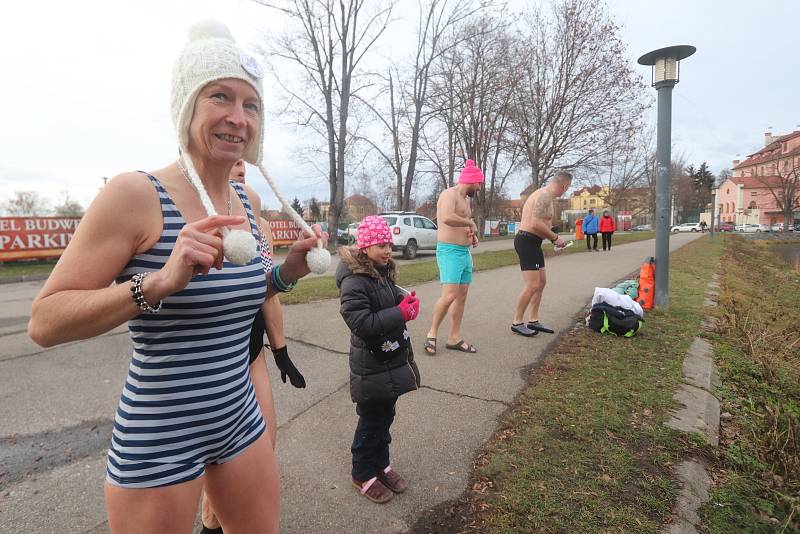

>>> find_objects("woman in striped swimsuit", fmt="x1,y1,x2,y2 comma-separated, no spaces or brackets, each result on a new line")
27,21,324,533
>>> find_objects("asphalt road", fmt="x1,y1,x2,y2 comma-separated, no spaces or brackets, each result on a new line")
0,232,703,533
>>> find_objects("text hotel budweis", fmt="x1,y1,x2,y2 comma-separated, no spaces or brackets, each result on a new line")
0,217,82,261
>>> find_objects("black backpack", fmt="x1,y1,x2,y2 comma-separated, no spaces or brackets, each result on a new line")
588,302,643,337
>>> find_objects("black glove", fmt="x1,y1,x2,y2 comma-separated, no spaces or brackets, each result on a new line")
272,345,306,388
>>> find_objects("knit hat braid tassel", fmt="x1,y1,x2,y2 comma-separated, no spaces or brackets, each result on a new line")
180,155,258,266
257,163,331,274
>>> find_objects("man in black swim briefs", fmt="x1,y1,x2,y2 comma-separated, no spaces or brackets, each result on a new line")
511,171,572,337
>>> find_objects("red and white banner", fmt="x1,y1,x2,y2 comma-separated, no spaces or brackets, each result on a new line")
267,219,304,247
1,217,82,261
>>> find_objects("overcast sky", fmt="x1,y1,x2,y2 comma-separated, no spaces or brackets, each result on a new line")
1,0,798,212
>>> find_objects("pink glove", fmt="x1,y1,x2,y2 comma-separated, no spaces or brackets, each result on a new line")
397,291,420,322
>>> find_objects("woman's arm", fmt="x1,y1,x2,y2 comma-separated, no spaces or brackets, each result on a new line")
259,223,287,349
29,172,239,347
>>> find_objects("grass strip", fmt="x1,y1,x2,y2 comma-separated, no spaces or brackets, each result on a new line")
700,237,799,533
0,261,58,279
412,235,722,533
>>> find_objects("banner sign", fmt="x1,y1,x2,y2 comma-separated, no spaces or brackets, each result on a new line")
267,219,304,247
1,217,82,262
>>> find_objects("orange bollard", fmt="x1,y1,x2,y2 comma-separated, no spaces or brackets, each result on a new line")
638,257,655,310
576,219,584,240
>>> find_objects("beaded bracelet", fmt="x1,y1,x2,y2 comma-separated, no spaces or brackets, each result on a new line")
130,272,162,314
270,264,297,293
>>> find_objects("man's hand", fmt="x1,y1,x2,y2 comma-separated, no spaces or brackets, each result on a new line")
554,237,567,248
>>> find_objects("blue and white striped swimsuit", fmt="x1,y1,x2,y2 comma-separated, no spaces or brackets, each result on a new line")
107,173,266,488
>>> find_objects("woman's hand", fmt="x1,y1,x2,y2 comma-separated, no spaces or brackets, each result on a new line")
279,224,329,283
149,215,246,298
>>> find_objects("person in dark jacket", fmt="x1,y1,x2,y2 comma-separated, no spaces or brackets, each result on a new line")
336,215,422,504
583,209,599,251
599,210,616,251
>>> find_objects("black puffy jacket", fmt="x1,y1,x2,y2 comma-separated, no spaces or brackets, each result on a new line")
335,247,421,403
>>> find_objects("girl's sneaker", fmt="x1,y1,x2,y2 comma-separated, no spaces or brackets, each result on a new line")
376,465,408,493
352,476,394,503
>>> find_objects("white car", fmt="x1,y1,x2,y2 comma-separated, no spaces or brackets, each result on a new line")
670,222,702,233
735,223,761,233
380,212,438,259
770,223,784,232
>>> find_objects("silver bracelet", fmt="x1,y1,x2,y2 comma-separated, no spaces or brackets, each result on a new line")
130,273,162,314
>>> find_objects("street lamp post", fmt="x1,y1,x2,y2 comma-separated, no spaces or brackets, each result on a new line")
638,45,696,308
710,187,717,238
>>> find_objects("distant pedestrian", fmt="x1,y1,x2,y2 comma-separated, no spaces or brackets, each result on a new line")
583,209,599,251
336,215,421,504
700,220,708,233
600,210,616,251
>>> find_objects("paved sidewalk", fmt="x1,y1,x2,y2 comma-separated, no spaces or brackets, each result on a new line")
0,233,701,533
274,232,703,533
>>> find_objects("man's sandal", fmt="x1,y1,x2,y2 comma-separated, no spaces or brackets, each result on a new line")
423,337,437,356
445,340,477,353
352,476,394,504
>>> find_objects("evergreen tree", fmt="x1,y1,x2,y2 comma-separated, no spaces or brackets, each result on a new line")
290,197,304,218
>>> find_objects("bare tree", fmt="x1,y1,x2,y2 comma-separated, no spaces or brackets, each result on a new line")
255,0,394,243
717,167,732,185
447,17,524,227
512,0,649,189
53,191,84,217
756,157,800,231
357,0,484,211
587,118,650,216
4,191,50,216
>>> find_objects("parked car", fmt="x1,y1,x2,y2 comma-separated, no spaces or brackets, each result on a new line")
770,223,785,232
380,212,438,259
717,222,735,232
336,223,359,245
670,222,702,233
631,224,652,232
735,223,761,233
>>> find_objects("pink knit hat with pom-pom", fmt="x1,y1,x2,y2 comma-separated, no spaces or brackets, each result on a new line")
458,159,485,184
357,215,393,249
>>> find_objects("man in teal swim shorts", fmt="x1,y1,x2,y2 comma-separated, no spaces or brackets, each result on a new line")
424,159,484,355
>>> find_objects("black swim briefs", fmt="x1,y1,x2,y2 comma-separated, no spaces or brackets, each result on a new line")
514,230,545,271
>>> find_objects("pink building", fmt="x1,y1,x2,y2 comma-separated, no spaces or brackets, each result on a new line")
718,131,800,225
716,176,785,225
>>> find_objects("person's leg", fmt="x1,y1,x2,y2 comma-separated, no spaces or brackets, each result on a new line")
105,476,204,534
608,232,613,250
446,284,469,345
201,352,277,531
203,434,280,534
601,232,607,250
352,402,386,482
513,270,540,324
374,398,397,473
427,284,459,340
526,268,547,322
586,233,592,250
592,234,598,250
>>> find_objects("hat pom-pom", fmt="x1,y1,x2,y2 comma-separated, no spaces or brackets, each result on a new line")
465,159,475,167
223,229,258,265
189,19,235,42
306,246,331,274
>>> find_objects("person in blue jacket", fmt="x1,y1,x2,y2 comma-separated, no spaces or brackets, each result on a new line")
583,209,599,251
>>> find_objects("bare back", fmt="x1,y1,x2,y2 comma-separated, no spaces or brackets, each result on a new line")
520,187,554,238
436,186,472,246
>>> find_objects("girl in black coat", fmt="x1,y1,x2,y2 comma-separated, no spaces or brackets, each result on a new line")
335,215,421,503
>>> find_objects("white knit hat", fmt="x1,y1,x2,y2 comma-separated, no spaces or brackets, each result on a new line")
171,20,264,165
